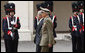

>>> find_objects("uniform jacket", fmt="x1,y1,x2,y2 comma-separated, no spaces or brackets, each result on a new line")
2,16,21,40
78,12,84,34
34,16,38,30
34,18,44,45
50,15,57,37
34,15,57,38
40,17,55,46
69,15,81,37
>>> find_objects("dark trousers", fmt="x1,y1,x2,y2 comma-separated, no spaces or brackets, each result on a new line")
80,32,84,52
4,39,18,52
72,35,82,52
36,45,41,52
49,45,53,52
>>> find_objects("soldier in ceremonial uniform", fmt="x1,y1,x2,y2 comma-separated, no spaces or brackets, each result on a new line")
2,3,21,52
34,3,42,30
77,1,84,52
69,2,82,52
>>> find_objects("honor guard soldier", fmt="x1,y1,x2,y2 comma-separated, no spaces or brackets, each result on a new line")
34,3,41,30
77,1,84,52
69,2,82,52
2,3,21,52
34,2,49,30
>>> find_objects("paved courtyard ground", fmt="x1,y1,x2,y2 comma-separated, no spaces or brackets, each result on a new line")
1,40,72,52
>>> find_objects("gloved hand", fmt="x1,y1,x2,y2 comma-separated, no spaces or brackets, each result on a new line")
72,26,77,31
7,30,13,38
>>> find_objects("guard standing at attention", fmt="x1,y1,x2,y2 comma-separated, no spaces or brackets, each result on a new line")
69,2,82,52
77,1,84,52
2,3,21,52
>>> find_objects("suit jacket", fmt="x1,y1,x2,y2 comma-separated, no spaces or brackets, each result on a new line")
40,17,55,46
34,18,44,45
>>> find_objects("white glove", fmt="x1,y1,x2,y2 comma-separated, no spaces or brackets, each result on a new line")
74,25,77,31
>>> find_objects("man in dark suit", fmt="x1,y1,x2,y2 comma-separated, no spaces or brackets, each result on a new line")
34,4,44,52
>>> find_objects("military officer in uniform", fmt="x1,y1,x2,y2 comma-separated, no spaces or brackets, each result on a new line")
40,8,55,52
40,1,57,52
44,1,57,38
77,1,84,52
2,3,21,52
69,2,82,52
